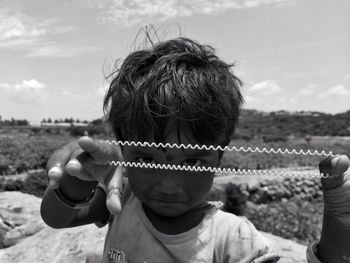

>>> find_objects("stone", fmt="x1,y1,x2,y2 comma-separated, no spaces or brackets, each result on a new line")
0,191,45,248
246,178,260,192
3,229,21,247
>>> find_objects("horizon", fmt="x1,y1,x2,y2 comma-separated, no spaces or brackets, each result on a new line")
1,108,349,126
1,0,349,124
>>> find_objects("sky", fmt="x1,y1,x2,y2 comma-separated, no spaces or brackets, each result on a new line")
0,0,349,125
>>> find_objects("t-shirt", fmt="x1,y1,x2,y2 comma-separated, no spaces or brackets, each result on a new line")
100,191,280,263
86,185,323,263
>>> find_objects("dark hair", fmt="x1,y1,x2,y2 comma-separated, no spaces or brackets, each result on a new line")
103,37,243,146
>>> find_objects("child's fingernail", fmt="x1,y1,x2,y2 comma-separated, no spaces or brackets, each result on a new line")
67,159,81,170
48,166,62,178
106,190,122,215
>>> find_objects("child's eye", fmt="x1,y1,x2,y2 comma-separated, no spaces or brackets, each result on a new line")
182,159,202,167
137,157,156,164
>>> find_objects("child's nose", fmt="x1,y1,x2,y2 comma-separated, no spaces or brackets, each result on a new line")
155,173,183,195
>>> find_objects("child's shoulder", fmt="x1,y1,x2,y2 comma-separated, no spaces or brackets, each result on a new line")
210,208,277,262
209,202,268,246
206,201,246,227
212,208,265,241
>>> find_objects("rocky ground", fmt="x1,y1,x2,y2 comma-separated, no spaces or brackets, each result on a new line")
0,191,309,263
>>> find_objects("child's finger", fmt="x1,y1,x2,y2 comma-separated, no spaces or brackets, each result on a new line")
47,142,77,189
319,155,349,176
105,165,124,215
78,136,118,165
65,152,96,181
47,166,62,188
320,155,350,190
46,141,77,171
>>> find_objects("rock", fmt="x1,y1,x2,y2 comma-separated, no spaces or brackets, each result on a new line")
262,232,307,263
246,178,260,192
0,191,45,248
0,222,107,263
0,218,10,232
3,229,21,247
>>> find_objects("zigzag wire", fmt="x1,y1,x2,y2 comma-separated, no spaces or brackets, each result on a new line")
105,140,335,178
105,140,334,156
108,161,331,178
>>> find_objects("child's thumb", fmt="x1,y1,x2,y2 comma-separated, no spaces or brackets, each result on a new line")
320,155,350,190
78,136,116,164
105,166,124,215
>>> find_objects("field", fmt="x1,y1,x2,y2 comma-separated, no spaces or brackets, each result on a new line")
0,126,350,245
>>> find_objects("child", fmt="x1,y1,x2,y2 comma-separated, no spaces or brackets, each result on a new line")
41,37,350,263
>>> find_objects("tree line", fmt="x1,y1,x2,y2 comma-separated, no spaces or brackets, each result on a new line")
234,110,350,141
1,110,349,139
0,116,29,126
41,118,89,124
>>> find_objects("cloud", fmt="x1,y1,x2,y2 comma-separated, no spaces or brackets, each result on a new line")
0,8,73,47
96,84,109,96
0,9,45,42
299,89,313,96
93,0,297,27
243,80,283,110
318,85,350,98
0,81,107,123
25,44,101,58
0,79,47,104
299,84,316,96
59,85,108,101
0,79,46,91
0,8,98,58
247,80,282,96
14,79,46,90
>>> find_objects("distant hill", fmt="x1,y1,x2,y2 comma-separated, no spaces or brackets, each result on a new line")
235,109,350,141
2,110,349,141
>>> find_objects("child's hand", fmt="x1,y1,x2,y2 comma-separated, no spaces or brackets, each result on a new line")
318,154,350,262
320,155,350,219
46,136,124,215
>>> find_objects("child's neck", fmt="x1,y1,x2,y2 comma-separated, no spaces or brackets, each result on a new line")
142,202,210,235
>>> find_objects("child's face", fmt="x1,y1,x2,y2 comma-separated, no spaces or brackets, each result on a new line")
122,127,221,217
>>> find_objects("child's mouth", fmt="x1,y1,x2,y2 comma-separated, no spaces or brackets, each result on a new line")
151,198,185,204
149,193,186,203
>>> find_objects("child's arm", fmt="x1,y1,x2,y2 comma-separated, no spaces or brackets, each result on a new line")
41,172,110,228
315,155,350,263
41,136,124,228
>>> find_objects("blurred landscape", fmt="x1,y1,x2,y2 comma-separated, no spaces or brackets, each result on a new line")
0,109,349,261
1,109,349,175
